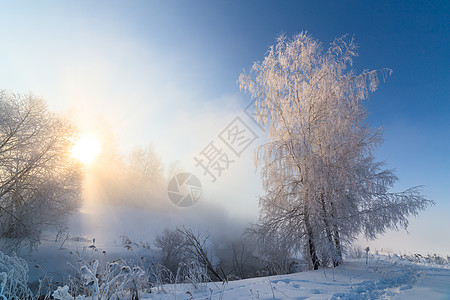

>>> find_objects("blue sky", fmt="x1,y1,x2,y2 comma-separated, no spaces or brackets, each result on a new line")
0,1,449,253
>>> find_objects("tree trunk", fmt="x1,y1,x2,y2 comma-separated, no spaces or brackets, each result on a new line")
320,192,339,267
330,201,343,267
333,229,343,267
304,212,320,270
308,235,320,270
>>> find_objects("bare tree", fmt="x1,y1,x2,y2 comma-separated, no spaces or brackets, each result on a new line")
0,91,82,251
128,144,164,183
177,226,224,281
89,131,170,210
229,241,254,279
154,228,186,272
240,33,433,270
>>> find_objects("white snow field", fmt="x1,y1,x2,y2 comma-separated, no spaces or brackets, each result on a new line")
144,257,450,300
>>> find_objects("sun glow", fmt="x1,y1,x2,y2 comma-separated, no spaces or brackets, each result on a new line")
71,134,101,165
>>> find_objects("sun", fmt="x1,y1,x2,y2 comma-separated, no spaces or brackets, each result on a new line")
71,134,101,165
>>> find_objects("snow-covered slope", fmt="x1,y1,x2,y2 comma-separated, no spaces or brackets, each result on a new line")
144,257,450,299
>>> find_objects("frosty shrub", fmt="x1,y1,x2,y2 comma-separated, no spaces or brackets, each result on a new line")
58,259,146,299
177,226,224,281
52,285,84,300
176,260,210,291
400,253,449,267
149,263,175,293
150,259,211,294
0,251,33,299
251,232,292,275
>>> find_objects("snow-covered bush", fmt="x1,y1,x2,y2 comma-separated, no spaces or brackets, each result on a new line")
52,285,85,300
57,258,146,299
0,251,33,299
149,263,175,293
399,253,449,267
177,260,210,291
177,226,224,281
150,259,211,294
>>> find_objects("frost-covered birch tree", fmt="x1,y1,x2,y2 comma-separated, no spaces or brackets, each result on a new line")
240,33,433,270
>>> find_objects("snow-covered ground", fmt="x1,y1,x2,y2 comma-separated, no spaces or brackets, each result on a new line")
15,234,450,299
14,205,449,300
143,256,450,299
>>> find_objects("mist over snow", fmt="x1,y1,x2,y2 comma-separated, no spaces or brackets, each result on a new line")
68,193,253,250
